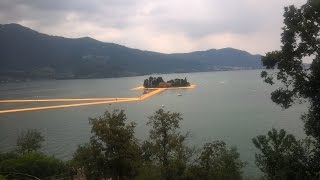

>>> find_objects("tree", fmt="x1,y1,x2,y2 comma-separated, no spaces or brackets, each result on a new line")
16,129,44,154
252,129,313,179
156,77,164,85
0,152,67,179
144,79,149,88
73,109,141,179
73,143,102,179
261,0,320,139
143,108,191,180
0,131,67,179
189,141,245,180
148,76,154,87
260,0,320,177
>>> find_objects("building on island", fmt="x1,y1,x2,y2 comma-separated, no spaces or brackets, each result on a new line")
158,82,172,88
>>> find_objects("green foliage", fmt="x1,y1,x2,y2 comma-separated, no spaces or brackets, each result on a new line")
143,76,190,88
16,129,44,154
261,0,320,140
143,108,192,180
0,152,67,179
189,141,245,180
73,143,101,179
259,0,320,177
73,109,141,179
252,129,314,179
167,78,190,87
0,24,261,81
144,76,165,88
72,109,245,179
0,152,18,162
0,130,67,179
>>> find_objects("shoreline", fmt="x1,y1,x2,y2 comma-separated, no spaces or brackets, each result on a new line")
0,69,263,83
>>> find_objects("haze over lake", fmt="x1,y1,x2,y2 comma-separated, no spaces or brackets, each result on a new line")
0,70,306,177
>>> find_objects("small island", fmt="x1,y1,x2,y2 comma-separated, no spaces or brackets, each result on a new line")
143,76,190,88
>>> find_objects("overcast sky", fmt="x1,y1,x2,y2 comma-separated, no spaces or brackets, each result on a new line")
0,0,307,55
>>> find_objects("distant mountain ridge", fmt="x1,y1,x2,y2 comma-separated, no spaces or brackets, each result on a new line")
0,23,262,81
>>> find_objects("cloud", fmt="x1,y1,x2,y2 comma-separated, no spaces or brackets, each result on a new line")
0,0,308,54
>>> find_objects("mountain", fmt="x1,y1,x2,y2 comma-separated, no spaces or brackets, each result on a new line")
0,23,262,81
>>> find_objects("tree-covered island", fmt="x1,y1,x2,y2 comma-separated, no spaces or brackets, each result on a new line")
143,76,190,88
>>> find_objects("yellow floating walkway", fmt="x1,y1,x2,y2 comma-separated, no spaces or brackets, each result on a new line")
0,85,195,114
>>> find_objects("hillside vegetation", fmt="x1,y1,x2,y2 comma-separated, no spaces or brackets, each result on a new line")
0,24,261,81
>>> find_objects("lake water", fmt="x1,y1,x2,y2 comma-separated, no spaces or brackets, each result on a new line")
0,70,307,178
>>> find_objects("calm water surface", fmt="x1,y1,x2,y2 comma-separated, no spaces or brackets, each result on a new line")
0,70,307,178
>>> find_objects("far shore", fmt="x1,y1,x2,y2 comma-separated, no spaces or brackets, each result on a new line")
0,68,263,83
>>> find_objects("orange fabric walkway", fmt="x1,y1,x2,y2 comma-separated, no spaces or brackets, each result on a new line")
0,85,195,114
